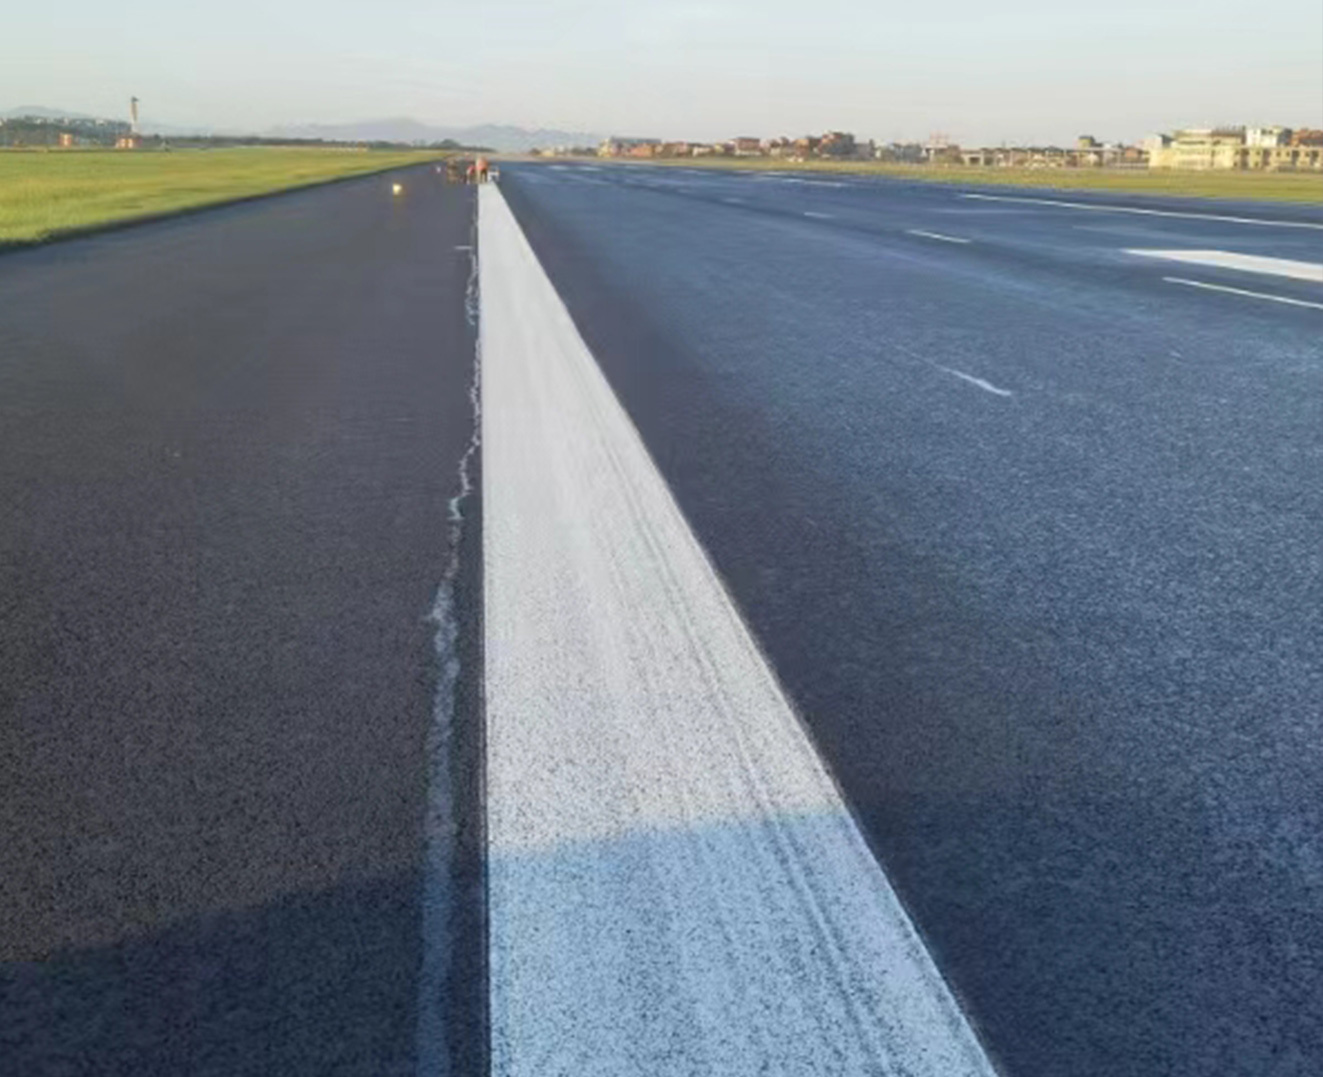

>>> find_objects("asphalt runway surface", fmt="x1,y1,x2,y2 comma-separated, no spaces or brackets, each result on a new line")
1,168,483,1075
500,164,1323,1077
4,159,1321,1077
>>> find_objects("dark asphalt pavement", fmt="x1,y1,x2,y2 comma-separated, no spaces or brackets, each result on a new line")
1,168,482,1075
501,164,1323,1077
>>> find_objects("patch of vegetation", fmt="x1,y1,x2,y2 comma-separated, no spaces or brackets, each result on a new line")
625,156,1323,204
0,147,447,244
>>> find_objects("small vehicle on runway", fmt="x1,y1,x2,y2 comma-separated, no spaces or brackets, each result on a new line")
443,156,499,184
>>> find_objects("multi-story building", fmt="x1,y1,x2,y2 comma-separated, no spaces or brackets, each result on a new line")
1245,126,1289,147
1147,128,1245,169
818,131,856,158
1147,126,1321,170
598,137,662,158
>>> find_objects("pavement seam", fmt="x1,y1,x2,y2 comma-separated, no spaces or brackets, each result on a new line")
417,195,488,1077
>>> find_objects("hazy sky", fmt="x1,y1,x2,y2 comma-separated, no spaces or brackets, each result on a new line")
5,1,1320,143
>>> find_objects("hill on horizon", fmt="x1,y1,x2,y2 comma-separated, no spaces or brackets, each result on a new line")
3,106,103,121
265,118,601,152
3,107,598,151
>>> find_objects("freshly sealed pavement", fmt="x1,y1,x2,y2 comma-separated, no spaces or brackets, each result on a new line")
0,168,483,1076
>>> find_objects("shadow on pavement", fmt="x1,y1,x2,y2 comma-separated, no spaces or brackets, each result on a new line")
2,867,485,1077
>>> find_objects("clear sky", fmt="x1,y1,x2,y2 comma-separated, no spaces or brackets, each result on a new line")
4,1,1320,144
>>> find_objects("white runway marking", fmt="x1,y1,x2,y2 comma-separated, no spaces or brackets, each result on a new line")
1162,276,1323,310
804,210,835,219
479,185,997,1077
722,196,745,204
757,175,850,188
1127,249,1323,282
933,365,1014,395
907,229,972,244
962,192,1323,230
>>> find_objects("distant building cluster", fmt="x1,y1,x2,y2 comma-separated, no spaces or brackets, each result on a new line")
1145,127,1323,170
0,113,133,149
590,133,882,162
528,126,1323,172
0,109,477,153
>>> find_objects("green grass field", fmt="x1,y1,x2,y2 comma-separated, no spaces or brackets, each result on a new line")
599,156,1323,204
0,147,446,244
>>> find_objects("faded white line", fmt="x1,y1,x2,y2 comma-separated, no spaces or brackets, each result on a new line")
804,210,835,219
479,184,997,1077
907,229,972,244
1162,276,1323,310
933,365,1014,396
756,174,849,188
1127,249,1323,282
722,196,745,204
962,192,1323,230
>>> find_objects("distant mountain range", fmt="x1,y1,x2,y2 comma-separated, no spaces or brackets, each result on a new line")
2,106,102,121
3,107,599,151
264,118,600,152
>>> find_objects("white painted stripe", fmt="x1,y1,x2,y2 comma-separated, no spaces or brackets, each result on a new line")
907,229,972,244
722,196,745,204
755,175,850,188
1162,276,1323,310
1126,249,1323,282
933,365,1014,395
962,192,1323,230
804,210,835,219
479,184,996,1077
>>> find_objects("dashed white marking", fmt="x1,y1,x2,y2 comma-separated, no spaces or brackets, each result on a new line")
722,197,745,205
907,229,972,244
1162,277,1323,310
1127,249,1323,282
755,175,849,188
479,184,997,1077
933,365,1014,395
962,192,1323,230
804,210,835,219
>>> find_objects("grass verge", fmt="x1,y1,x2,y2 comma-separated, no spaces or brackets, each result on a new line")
550,155,1323,204
0,147,447,244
